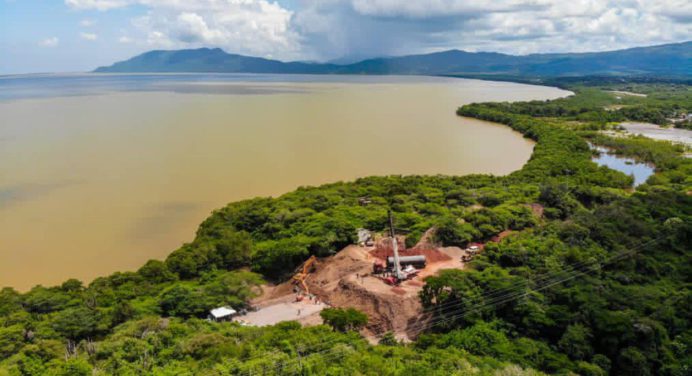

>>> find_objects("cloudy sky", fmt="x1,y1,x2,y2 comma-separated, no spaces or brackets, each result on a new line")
1,0,690,74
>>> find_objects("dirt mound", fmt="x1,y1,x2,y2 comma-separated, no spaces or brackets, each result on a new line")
308,246,373,296
391,287,406,295
413,247,452,263
322,278,423,335
369,242,451,263
297,245,431,336
249,242,464,340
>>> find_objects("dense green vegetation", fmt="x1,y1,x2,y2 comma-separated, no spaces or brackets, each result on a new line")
320,308,369,333
1,79,690,375
458,83,691,128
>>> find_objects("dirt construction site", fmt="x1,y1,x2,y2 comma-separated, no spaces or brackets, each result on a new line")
234,232,469,342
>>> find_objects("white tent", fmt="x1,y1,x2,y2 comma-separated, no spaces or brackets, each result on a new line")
209,306,237,321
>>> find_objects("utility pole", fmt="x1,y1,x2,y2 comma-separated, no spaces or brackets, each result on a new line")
388,210,404,280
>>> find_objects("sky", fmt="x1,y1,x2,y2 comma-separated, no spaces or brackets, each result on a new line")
1,0,690,74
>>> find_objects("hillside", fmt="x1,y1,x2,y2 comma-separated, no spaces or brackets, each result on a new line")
94,48,339,74
1,79,690,375
95,41,692,77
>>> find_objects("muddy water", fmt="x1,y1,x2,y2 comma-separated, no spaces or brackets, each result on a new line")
0,74,569,289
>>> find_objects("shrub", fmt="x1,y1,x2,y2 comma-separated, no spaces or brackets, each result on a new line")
320,308,368,332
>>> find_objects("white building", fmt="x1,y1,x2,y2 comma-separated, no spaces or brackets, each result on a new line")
208,306,237,322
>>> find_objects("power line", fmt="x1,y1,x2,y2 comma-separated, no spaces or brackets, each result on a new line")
239,235,664,375
240,235,661,374
237,193,603,368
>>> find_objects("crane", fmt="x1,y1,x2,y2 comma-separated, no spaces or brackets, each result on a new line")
375,211,424,285
388,210,405,281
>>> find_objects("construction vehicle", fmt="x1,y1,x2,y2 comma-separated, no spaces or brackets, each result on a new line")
374,211,425,285
461,243,483,262
292,255,317,298
466,245,481,254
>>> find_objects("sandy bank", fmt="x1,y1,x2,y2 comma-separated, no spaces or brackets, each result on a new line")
620,122,692,147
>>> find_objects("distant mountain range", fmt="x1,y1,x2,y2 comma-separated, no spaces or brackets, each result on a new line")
95,41,691,77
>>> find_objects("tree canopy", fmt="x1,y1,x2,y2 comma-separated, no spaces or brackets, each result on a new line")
1,78,689,375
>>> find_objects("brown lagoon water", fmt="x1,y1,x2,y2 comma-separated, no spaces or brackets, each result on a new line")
0,74,569,289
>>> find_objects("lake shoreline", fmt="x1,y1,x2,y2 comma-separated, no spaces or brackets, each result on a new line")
0,75,570,290
619,122,692,147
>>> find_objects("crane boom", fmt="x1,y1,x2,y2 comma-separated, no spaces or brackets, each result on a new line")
388,210,404,280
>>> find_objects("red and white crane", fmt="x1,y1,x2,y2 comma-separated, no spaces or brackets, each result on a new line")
373,211,425,285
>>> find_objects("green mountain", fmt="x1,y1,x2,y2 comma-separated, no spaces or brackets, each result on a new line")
94,47,338,74
95,41,692,77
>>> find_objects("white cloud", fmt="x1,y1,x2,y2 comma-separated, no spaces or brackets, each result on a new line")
64,0,692,60
38,37,60,47
145,30,173,47
350,0,541,19
130,1,299,58
80,32,98,40
295,0,691,59
456,1,691,54
118,36,133,43
174,12,223,43
66,0,130,11
67,0,301,59
80,19,96,27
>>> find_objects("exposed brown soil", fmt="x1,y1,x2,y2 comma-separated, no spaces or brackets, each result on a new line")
254,282,295,303
490,230,515,243
369,240,451,263
248,240,466,341
247,226,528,335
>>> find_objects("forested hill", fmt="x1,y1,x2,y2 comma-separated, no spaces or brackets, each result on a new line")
1,79,689,375
95,41,692,77
95,48,340,74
